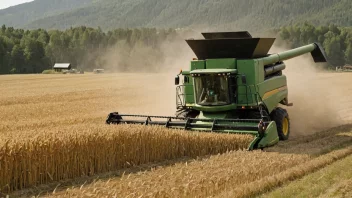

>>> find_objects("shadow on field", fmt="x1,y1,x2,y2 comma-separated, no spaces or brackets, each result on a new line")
264,124,352,156
9,155,211,197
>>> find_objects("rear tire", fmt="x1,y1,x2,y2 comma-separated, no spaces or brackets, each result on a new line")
270,107,290,141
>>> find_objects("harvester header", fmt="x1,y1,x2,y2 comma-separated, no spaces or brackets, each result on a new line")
106,31,328,150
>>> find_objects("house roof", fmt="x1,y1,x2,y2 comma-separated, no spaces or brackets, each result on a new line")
53,63,71,69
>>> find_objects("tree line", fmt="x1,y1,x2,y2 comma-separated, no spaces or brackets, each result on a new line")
279,23,352,67
0,23,351,74
0,25,179,74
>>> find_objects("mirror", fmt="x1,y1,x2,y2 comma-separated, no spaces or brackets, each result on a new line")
175,76,180,85
241,75,247,84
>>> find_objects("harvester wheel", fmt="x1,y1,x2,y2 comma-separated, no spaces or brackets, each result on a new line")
270,107,290,141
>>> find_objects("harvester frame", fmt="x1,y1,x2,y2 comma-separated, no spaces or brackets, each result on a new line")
106,31,327,150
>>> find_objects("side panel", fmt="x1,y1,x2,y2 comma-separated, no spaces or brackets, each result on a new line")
191,60,206,70
236,60,259,106
257,75,288,113
206,58,236,69
236,59,288,111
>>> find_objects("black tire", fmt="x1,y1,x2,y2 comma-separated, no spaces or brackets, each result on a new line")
270,107,290,141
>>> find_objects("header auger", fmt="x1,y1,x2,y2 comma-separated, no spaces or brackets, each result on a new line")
106,31,328,150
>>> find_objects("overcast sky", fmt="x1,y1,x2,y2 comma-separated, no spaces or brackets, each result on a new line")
0,0,33,10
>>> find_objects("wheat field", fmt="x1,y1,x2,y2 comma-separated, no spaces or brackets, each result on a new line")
46,125,352,198
1,73,352,197
0,74,254,193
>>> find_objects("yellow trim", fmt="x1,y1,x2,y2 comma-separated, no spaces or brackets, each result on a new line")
262,86,287,100
283,117,289,136
268,137,280,145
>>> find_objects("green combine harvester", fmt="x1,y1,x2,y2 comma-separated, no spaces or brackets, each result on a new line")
106,31,327,150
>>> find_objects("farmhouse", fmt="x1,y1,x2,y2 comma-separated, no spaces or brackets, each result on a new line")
53,63,71,72
343,65,352,70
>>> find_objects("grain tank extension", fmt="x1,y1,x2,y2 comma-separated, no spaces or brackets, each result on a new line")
106,31,327,150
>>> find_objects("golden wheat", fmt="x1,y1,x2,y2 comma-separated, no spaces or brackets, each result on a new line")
216,147,352,198
46,150,309,198
0,124,252,193
45,129,352,198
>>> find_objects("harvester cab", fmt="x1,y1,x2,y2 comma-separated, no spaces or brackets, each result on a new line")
106,31,328,150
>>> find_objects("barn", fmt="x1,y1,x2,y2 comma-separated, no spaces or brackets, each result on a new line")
343,65,352,71
53,63,71,72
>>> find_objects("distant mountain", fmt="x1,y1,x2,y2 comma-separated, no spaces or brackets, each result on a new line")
0,0,93,27
1,0,351,30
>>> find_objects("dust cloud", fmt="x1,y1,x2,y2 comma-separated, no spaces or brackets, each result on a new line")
97,31,199,73
97,31,200,117
270,45,346,137
131,31,199,116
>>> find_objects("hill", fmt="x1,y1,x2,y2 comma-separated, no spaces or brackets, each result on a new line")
0,0,93,27
0,0,351,30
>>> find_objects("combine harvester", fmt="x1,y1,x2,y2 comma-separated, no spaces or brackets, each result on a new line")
106,31,327,150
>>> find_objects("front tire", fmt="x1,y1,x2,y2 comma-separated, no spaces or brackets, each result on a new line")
270,107,290,140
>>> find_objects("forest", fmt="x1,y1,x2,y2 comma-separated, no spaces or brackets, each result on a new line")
0,25,180,74
1,0,351,31
0,23,351,74
279,23,352,67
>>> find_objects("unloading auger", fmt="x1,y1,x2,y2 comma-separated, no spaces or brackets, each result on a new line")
106,31,328,150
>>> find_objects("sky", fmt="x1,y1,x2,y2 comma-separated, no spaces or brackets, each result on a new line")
0,0,33,10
